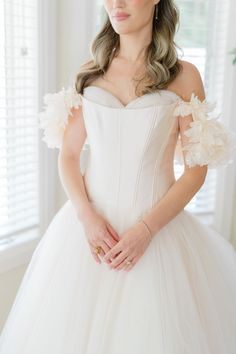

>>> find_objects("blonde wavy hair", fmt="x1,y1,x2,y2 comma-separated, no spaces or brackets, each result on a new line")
75,0,183,96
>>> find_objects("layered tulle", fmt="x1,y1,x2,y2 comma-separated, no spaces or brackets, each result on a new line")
0,200,236,354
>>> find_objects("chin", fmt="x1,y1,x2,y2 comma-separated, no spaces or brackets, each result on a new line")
112,27,133,35
111,22,135,35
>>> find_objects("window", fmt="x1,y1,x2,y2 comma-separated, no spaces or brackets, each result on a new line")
173,0,217,224
95,0,231,226
174,0,230,225
0,0,39,244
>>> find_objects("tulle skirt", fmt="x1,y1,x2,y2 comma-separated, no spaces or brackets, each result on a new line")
0,199,236,354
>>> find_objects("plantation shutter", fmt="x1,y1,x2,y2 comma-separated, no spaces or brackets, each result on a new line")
173,0,230,225
0,0,39,242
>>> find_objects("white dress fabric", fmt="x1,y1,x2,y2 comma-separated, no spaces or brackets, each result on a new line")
1,86,236,354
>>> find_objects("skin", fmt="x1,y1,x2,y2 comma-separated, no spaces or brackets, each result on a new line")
58,0,208,272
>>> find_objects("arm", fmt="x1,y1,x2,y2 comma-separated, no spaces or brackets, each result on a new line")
39,87,93,221
39,86,120,264
141,167,207,236
57,106,95,223
58,103,121,262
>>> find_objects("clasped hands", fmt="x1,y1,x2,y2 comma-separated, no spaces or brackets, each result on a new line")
81,209,153,272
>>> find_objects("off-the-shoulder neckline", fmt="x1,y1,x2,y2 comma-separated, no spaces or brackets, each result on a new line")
80,85,182,110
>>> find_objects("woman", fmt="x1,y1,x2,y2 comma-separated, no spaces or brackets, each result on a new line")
1,1,236,353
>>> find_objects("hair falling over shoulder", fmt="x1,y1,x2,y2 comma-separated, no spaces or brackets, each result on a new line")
75,0,183,97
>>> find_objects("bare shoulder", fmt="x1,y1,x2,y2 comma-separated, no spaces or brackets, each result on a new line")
171,59,206,101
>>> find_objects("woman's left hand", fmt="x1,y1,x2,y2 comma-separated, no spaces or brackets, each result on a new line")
103,221,153,271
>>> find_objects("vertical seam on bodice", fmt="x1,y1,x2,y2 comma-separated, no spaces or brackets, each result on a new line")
131,107,158,208
116,110,121,209
151,109,177,206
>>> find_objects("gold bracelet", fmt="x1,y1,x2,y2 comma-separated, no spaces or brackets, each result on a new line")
140,219,152,241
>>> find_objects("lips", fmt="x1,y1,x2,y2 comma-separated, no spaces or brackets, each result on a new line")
113,12,130,19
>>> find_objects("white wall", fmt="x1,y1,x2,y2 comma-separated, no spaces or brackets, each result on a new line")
56,0,95,208
0,264,28,331
229,68,236,248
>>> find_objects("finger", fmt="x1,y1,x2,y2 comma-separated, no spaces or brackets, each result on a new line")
88,230,116,252
124,258,137,271
124,264,133,271
90,247,101,264
104,245,122,262
98,248,105,257
100,240,110,255
102,241,117,263
103,234,118,249
106,223,120,242
116,255,135,270
109,251,129,269
117,255,137,271
89,241,105,258
103,243,122,263
94,254,102,263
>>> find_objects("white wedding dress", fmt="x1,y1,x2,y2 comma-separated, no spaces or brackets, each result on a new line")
1,85,236,354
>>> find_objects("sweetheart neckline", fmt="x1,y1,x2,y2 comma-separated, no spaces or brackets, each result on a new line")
82,85,182,109
80,94,175,111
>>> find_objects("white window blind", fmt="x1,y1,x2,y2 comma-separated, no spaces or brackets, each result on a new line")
0,0,39,243
174,0,230,225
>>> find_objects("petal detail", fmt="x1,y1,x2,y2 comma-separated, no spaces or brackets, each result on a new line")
173,93,236,168
38,86,82,149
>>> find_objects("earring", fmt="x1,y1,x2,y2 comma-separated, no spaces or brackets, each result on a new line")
155,4,159,20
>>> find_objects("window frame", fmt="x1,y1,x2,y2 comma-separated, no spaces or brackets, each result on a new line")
212,0,236,240
0,0,58,273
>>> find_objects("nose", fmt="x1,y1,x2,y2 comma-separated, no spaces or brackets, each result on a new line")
111,0,125,8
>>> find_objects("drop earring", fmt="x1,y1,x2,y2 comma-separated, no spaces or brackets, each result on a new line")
155,4,159,20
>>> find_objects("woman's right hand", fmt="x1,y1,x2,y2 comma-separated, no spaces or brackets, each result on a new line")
80,209,120,264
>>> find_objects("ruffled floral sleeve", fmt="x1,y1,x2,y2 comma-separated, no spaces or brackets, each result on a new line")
38,86,82,149
173,93,236,169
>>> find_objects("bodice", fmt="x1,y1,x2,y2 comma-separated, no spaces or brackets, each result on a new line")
81,86,181,214
39,85,236,224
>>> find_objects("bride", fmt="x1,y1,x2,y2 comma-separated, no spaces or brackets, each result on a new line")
1,1,236,353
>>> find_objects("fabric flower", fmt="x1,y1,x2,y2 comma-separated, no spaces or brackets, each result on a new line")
39,86,82,149
173,93,236,168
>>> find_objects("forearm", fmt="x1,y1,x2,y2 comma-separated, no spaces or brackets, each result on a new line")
58,152,94,222
142,170,206,237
